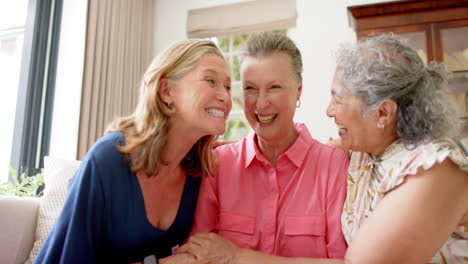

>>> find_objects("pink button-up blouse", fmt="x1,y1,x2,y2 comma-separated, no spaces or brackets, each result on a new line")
191,123,349,258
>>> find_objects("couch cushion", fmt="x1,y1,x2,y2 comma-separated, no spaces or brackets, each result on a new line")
25,156,81,264
0,196,40,264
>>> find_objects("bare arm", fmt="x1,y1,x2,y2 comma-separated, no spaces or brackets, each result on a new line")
345,158,468,263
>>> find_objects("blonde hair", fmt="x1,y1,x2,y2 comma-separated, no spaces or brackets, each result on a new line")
106,39,225,177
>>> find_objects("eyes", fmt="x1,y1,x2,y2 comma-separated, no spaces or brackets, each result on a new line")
205,77,231,92
243,84,282,91
206,78,215,85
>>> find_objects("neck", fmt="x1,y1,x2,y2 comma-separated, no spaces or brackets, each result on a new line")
162,121,204,170
369,124,398,157
257,125,299,166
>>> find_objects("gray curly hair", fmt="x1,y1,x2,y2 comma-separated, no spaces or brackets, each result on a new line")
335,34,462,146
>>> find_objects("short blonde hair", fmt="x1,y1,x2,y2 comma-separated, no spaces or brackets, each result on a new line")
242,31,303,82
107,39,225,177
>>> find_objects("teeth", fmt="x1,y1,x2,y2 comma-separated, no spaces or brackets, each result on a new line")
206,108,225,118
257,114,276,123
336,124,347,132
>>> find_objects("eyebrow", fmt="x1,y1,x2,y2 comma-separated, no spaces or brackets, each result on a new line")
242,80,256,86
201,69,217,75
201,68,231,83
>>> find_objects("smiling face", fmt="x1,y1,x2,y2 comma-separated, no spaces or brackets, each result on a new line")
326,69,382,154
241,52,301,143
168,53,232,137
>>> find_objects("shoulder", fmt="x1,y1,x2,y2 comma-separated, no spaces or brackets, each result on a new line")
398,138,467,175
77,132,130,182
295,123,349,161
377,138,468,191
311,139,349,162
85,132,127,165
214,138,245,158
88,132,125,155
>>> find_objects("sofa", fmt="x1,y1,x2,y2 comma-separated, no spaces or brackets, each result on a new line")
0,196,40,264
0,157,81,264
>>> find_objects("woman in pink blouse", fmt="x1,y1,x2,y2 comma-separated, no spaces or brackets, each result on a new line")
167,32,349,262
173,34,468,264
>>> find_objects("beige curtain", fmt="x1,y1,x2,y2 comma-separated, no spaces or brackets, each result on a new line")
187,0,296,38
77,0,153,159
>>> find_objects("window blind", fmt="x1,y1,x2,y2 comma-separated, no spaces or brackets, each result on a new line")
187,0,296,38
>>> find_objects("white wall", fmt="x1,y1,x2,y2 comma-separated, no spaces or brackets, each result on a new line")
48,0,87,160
153,0,390,142
48,0,392,163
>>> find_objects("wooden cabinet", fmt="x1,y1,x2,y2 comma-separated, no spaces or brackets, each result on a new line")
348,0,468,120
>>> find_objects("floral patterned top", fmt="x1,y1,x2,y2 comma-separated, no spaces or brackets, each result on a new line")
342,138,468,263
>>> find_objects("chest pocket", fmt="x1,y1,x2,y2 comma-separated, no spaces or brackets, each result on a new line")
284,214,326,236
218,211,256,248
281,214,328,257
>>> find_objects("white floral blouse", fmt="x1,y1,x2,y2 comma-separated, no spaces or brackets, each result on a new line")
342,138,468,263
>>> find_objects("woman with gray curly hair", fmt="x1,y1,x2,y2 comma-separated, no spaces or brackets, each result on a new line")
326,34,468,263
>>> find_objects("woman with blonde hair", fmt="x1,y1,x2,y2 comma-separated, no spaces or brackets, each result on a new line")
34,38,232,264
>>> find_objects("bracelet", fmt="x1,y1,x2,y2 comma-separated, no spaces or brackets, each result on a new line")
143,254,158,264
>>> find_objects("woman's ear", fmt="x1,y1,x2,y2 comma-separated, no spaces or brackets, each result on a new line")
158,78,173,105
297,83,303,99
377,99,398,128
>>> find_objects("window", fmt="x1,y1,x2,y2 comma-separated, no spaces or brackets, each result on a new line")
2,0,63,181
0,1,28,182
210,34,250,140
210,30,288,140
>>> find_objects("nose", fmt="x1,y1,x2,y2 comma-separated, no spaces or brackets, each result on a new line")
326,101,335,118
255,90,269,110
216,86,232,108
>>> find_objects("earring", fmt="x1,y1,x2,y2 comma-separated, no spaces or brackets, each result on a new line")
296,98,301,108
377,123,385,129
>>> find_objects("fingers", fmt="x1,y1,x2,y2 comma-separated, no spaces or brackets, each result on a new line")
177,242,201,256
178,232,238,264
184,232,216,248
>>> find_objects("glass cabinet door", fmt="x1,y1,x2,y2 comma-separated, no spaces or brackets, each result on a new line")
440,24,468,118
358,24,431,65
397,31,428,66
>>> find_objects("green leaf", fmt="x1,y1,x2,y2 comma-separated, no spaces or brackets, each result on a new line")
0,167,44,197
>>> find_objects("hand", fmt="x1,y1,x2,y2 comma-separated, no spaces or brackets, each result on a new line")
159,253,196,264
177,232,240,264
